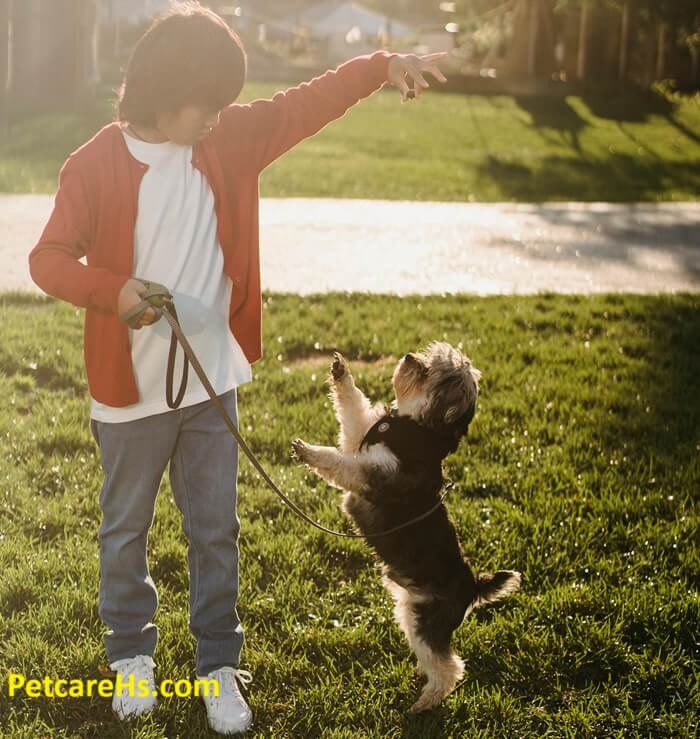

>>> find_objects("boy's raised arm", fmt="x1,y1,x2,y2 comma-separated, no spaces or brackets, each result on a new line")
28,157,129,315
220,50,395,172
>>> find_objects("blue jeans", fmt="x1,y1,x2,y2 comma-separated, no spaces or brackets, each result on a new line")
89,388,243,676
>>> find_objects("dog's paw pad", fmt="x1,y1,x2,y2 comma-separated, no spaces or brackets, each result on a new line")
331,352,347,380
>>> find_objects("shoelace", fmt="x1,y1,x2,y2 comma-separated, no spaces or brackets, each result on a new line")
111,655,156,697
113,655,155,677
216,667,253,696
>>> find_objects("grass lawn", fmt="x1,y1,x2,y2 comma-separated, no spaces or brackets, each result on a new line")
0,290,698,737
1,82,699,201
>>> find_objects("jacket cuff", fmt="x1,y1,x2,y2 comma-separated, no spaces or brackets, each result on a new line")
366,49,397,87
99,273,131,317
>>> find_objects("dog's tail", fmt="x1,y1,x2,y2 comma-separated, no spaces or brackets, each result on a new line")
474,570,522,609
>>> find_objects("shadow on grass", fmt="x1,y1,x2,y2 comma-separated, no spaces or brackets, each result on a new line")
580,90,676,124
0,345,84,394
478,151,700,202
400,708,453,738
0,295,85,392
594,296,700,470
581,90,700,148
488,91,700,202
514,96,588,153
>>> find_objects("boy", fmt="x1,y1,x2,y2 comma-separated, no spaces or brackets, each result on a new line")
28,1,446,734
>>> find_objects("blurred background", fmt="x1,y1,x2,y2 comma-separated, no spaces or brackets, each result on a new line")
1,0,698,122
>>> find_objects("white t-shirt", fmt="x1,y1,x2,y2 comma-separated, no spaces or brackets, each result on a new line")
90,130,252,423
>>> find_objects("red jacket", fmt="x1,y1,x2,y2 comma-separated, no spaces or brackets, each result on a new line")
29,51,394,407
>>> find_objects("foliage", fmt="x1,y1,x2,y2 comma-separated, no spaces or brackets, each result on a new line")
555,0,698,27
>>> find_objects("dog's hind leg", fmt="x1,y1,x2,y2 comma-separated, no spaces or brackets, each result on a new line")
328,352,384,452
410,603,466,713
384,576,467,712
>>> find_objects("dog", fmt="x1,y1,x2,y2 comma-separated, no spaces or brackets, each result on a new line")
291,341,522,712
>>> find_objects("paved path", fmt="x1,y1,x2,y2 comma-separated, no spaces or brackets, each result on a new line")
2,196,698,295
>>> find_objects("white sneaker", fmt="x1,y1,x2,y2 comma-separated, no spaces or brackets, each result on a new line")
109,654,157,720
198,666,253,735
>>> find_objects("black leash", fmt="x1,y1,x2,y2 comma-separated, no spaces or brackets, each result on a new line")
120,281,451,539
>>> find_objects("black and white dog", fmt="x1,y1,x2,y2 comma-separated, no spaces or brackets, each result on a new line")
292,342,521,712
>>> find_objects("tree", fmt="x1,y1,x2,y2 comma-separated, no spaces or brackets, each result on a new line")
556,0,699,85
6,0,100,113
0,0,8,133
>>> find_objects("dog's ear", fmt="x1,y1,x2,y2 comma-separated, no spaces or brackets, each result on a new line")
405,353,428,375
444,406,460,424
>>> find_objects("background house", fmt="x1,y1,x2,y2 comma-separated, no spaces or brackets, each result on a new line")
289,1,415,63
101,0,170,24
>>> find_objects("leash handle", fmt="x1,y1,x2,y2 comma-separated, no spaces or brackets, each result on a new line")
118,280,173,328
117,280,190,408
151,303,452,539
164,301,189,409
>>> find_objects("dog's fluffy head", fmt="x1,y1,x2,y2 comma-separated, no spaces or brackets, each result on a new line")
392,341,481,438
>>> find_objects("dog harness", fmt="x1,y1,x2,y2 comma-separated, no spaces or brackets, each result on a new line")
360,408,472,463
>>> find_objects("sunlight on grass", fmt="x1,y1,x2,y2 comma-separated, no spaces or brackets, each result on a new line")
0,290,697,736
1,85,699,201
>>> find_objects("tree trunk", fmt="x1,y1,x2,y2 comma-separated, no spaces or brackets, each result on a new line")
694,14,700,86
618,0,630,82
85,0,101,88
656,21,667,81
0,0,8,134
10,0,101,110
577,2,590,81
114,6,121,58
527,0,538,79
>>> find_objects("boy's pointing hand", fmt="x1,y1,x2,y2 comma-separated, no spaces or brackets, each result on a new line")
387,52,449,102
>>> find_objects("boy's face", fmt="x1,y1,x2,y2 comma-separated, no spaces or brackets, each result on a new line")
157,105,221,146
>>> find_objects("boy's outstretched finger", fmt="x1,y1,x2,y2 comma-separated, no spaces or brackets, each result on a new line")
412,69,430,88
418,52,449,63
425,65,448,83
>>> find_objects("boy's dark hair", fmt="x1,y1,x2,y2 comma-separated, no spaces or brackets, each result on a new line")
117,2,247,126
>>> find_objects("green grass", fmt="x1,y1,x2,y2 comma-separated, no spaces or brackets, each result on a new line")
1,83,699,201
0,290,698,737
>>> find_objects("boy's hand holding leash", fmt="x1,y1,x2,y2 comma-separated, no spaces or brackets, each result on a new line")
118,279,160,328
387,52,449,102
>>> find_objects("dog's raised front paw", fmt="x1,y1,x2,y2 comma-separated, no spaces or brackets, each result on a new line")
291,438,311,464
330,351,348,381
